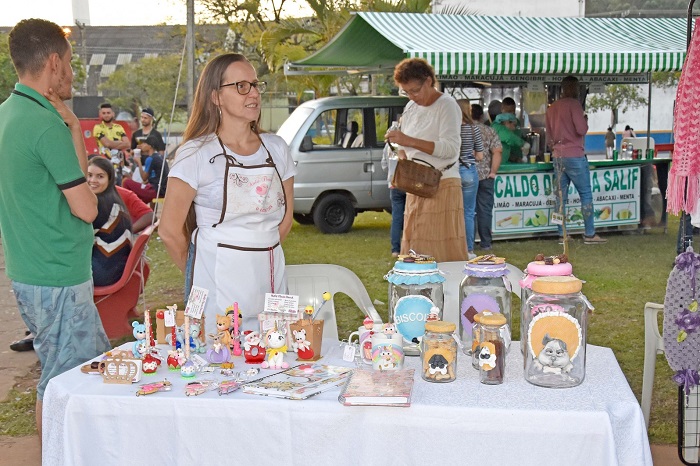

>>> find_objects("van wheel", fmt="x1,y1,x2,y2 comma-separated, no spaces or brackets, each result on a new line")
313,194,356,234
293,213,315,225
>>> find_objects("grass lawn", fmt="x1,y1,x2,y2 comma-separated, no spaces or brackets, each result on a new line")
141,211,683,444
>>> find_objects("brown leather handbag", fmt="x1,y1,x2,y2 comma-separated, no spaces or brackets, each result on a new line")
392,158,448,198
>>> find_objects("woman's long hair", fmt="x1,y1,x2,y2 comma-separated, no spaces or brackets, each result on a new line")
89,157,131,224
183,53,260,144
180,53,262,239
457,99,474,125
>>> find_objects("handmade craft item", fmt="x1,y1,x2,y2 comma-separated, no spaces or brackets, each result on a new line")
215,313,233,350
132,321,148,359
524,276,588,388
289,318,324,361
459,256,512,357
371,332,404,371
100,356,142,384
180,316,196,378
386,250,444,355
421,321,457,382
136,379,172,396
518,254,575,355
231,302,242,357
206,332,231,364
261,325,289,369
663,250,700,401
167,348,184,370
185,380,218,396
243,330,266,364
479,314,507,385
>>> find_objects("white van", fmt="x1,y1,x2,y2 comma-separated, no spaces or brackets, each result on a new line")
277,96,408,233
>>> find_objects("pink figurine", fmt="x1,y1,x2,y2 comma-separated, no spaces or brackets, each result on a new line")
363,316,374,330
292,328,315,360
136,379,172,396
206,332,231,364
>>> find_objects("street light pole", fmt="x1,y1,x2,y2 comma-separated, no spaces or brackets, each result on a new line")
187,0,195,115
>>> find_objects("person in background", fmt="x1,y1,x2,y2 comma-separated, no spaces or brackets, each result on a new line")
0,18,110,436
380,118,406,257
158,53,296,336
546,75,606,244
123,133,169,203
623,125,636,138
87,157,133,286
487,99,502,125
131,106,165,153
501,96,529,129
472,103,503,251
116,185,154,233
605,127,616,159
93,103,131,186
384,58,466,262
456,99,484,260
492,113,526,163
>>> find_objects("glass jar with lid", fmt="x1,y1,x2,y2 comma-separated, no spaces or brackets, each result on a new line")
458,258,512,357
524,276,588,388
478,313,507,385
421,320,457,383
386,254,444,356
518,255,573,354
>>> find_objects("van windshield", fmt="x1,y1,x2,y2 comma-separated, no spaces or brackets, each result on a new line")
277,107,314,144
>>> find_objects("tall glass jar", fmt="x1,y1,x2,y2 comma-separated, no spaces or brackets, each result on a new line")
458,261,512,356
524,276,588,388
386,258,444,356
420,321,457,383
478,313,507,385
519,257,573,354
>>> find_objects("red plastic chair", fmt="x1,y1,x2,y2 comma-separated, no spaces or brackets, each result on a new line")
93,224,155,339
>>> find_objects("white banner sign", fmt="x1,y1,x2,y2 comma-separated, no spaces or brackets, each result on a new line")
492,165,640,235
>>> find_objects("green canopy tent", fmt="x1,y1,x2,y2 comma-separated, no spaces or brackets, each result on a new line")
287,12,687,80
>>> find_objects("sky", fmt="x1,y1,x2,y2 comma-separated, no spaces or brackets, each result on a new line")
2,0,187,27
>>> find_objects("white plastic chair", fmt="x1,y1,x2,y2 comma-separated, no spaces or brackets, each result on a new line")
437,261,522,325
641,302,664,428
286,264,382,340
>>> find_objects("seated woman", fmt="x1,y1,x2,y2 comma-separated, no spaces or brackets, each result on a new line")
88,157,133,286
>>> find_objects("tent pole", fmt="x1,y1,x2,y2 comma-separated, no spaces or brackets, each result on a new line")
646,72,652,153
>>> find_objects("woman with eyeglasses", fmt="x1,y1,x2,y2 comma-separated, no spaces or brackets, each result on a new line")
159,53,296,336
384,58,467,262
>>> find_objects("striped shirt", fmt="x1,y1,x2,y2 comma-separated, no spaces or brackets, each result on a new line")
460,123,484,167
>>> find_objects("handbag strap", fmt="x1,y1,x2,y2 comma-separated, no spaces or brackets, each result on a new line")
413,158,455,173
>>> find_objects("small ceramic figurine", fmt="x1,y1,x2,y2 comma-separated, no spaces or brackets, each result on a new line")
190,322,205,353
292,328,315,360
382,323,397,336
215,314,233,349
206,332,231,364
243,330,266,364
167,348,185,370
132,322,148,359
363,316,374,330
180,359,197,378
142,353,160,375
261,327,289,369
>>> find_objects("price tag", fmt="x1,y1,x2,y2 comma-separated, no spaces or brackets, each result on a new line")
184,286,209,319
164,309,176,327
261,318,276,332
264,293,300,315
342,344,356,362
551,212,564,225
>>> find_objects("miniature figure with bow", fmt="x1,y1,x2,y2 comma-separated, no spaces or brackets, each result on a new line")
261,325,289,369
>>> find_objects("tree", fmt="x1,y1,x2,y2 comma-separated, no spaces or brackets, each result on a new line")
586,84,648,128
99,54,187,126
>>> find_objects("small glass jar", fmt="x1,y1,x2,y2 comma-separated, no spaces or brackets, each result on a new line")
478,313,507,385
524,276,588,388
386,258,445,356
421,321,457,383
459,261,512,357
519,259,573,354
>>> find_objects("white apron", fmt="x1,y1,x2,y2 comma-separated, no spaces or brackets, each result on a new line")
190,137,287,336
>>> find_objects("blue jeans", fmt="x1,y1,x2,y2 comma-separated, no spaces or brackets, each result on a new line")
476,177,495,248
554,157,595,237
185,240,195,302
459,164,479,251
390,188,406,253
12,280,110,399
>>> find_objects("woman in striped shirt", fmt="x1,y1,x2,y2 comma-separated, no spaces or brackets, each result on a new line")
457,99,484,259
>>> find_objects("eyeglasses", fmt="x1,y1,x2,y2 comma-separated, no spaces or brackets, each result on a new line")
220,80,267,95
398,79,427,97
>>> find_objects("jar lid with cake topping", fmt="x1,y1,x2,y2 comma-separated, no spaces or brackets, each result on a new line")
531,276,582,295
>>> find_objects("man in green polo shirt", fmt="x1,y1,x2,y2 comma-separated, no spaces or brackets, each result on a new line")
0,18,110,438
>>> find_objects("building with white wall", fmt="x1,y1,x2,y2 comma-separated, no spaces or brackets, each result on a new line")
432,0,585,17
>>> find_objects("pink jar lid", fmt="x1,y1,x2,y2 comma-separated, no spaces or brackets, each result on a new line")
520,261,574,289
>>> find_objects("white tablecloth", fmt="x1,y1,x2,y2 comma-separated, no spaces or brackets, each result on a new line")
43,342,651,466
